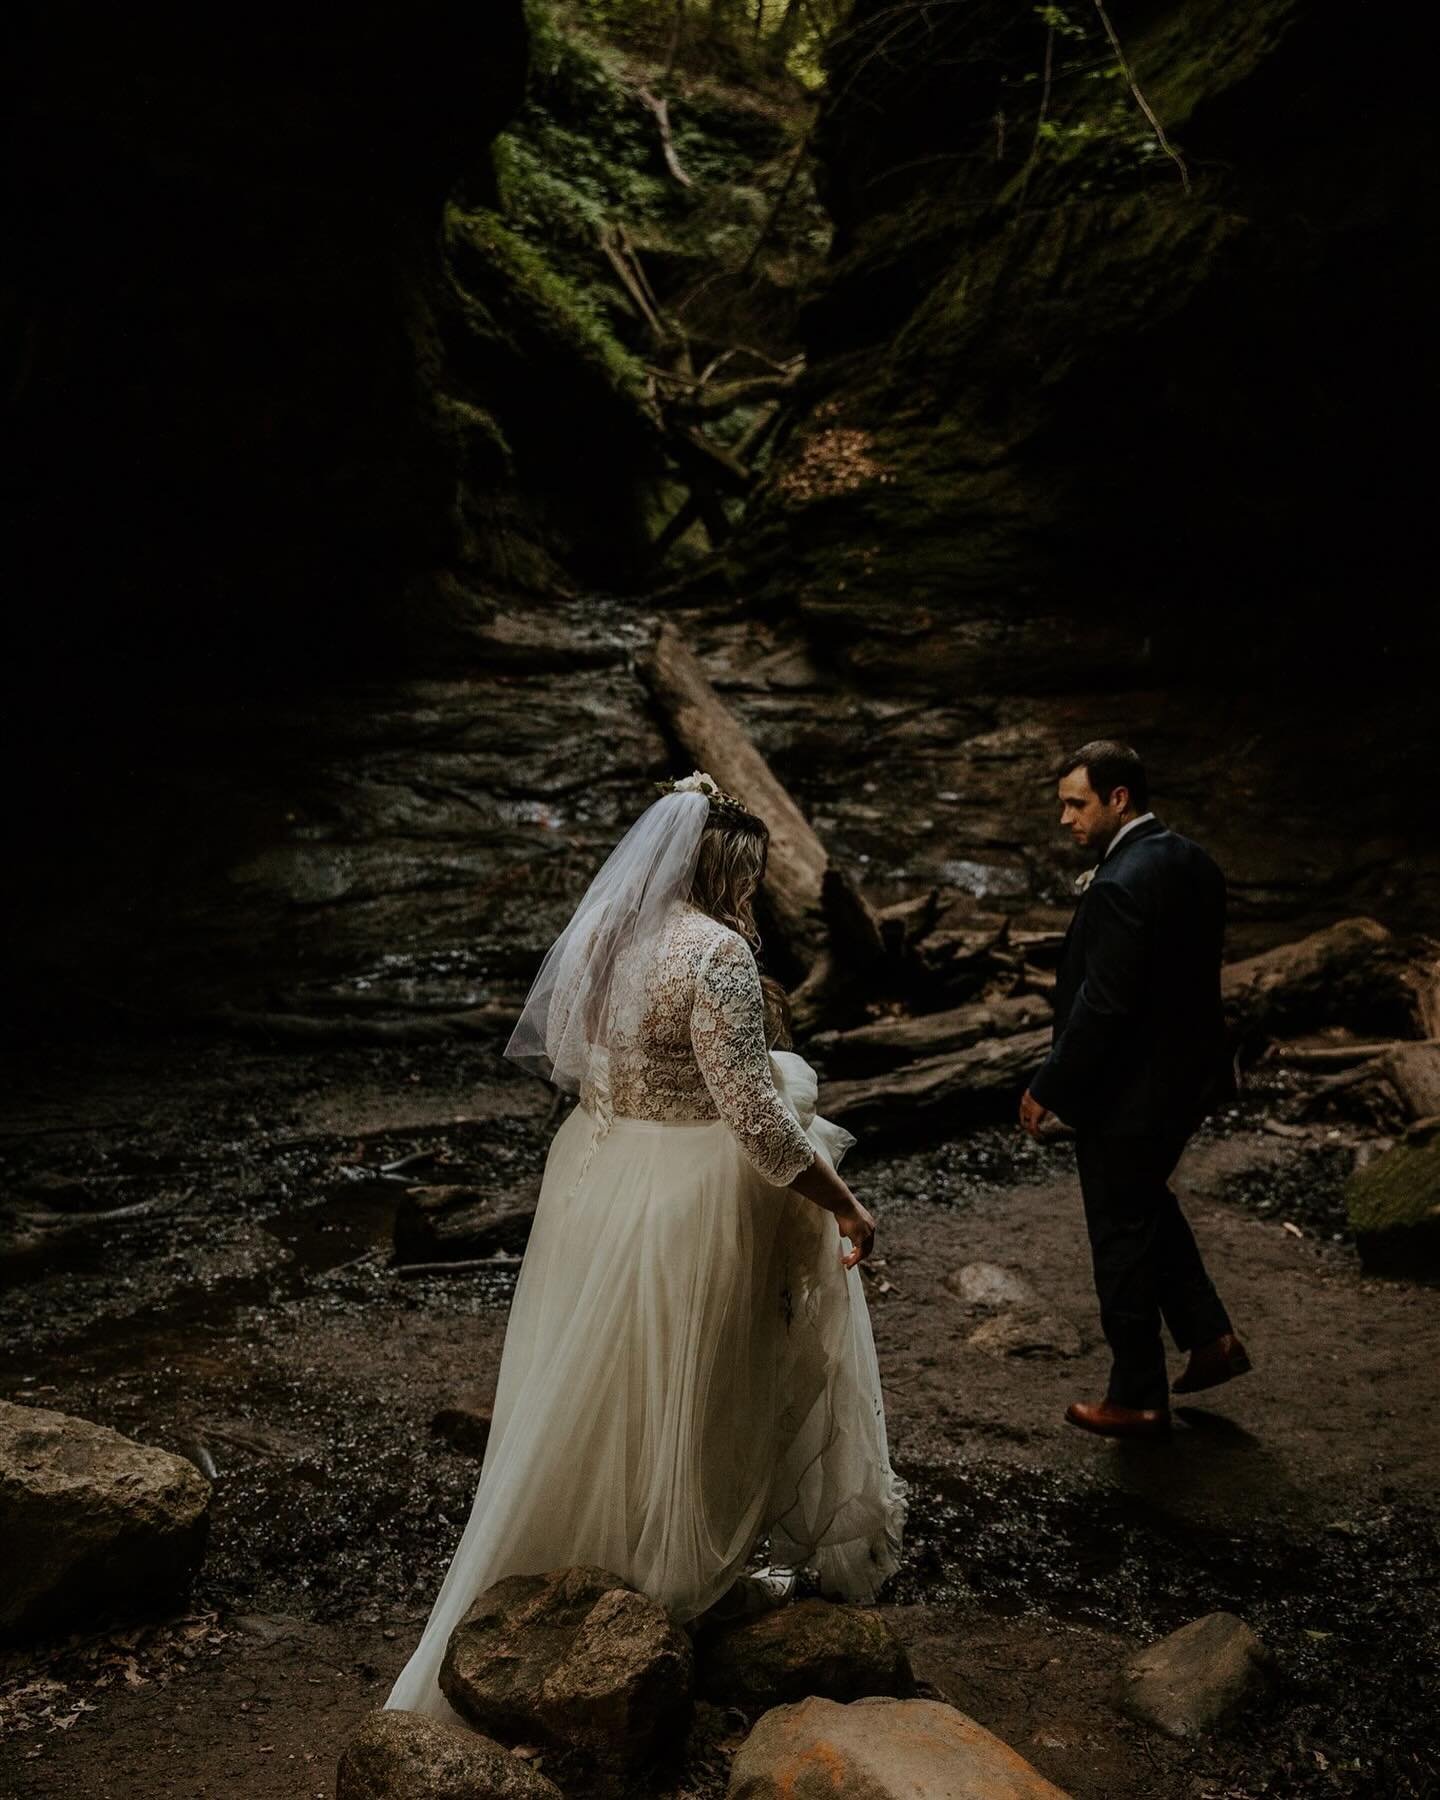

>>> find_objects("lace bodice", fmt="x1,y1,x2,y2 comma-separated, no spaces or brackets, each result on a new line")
591,904,816,1187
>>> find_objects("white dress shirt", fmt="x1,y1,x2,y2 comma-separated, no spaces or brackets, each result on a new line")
1074,812,1157,892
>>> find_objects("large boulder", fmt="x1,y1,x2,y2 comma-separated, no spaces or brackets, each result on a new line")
1118,1611,1273,1740
439,1567,693,1776
0,1400,211,1640
696,1599,913,1710
1346,1116,1440,1276
726,1694,1070,1798
337,1709,562,1800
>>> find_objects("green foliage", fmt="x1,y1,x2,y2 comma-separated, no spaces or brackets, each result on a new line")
1006,2,1182,196
449,206,649,402
561,0,845,89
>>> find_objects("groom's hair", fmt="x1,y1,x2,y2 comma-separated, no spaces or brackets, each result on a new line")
1057,740,1149,811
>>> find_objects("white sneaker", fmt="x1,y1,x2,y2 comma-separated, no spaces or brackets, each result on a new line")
700,1566,800,1626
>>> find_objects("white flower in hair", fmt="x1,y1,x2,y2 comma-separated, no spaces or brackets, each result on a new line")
671,770,719,797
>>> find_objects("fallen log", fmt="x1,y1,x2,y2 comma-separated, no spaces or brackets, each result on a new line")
640,623,880,970
812,994,1052,1077
1292,1039,1440,1133
1222,918,1439,1048
1266,1041,1401,1070
393,1186,536,1265
201,1005,514,1046
820,1028,1052,1137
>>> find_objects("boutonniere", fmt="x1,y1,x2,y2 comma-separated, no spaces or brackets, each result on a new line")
1074,865,1099,895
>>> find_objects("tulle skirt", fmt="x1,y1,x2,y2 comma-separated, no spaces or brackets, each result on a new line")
384,1054,907,1728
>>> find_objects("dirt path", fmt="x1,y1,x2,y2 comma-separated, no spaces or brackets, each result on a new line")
2,1033,1437,1798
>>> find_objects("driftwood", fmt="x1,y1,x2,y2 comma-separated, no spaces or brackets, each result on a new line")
1222,918,1439,1047
822,865,887,974
598,225,670,342
671,372,796,421
1293,1039,1440,1133
640,623,880,970
821,1028,1053,1137
635,85,694,188
1267,1041,1401,1070
394,1256,522,1279
812,994,1053,1078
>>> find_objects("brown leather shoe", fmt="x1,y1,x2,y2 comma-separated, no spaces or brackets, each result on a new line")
1065,1398,1171,1439
1171,1333,1252,1395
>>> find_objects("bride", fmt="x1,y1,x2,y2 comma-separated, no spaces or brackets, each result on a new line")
384,771,907,1728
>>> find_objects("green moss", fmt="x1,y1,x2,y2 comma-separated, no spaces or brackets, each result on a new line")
445,205,649,405
1345,1118,1440,1277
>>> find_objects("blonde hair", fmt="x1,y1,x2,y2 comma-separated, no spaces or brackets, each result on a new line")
690,812,767,945
689,808,791,1049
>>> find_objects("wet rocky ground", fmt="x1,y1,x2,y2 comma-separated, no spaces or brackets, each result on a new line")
3,599,1438,1796
9,597,1438,1039
2,1020,1437,1799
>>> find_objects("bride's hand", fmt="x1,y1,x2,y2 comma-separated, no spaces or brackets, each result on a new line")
833,1194,876,1268
789,1156,875,1265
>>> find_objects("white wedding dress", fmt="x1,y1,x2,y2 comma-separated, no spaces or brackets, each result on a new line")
384,900,907,1728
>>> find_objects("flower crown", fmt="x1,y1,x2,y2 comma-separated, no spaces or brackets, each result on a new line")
656,769,758,826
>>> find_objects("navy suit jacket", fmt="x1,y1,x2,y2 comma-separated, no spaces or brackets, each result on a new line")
1029,817,1235,1137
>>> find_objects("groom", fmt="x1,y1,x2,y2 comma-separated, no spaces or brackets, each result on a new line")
1019,741,1250,1439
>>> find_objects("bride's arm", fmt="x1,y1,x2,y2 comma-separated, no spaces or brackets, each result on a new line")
691,934,875,1266
790,1154,876,1269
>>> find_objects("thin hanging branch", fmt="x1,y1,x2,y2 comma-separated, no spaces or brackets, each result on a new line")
636,85,695,188
663,0,686,79
1016,18,1055,201
1091,0,1190,193
737,129,812,279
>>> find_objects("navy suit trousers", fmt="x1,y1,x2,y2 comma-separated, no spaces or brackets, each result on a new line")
1074,1130,1233,1411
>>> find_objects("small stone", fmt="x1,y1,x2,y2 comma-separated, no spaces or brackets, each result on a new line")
696,1599,913,1710
231,1612,306,1644
431,1398,493,1458
336,1709,562,1799
966,1309,1081,1359
945,1262,1041,1308
1118,1611,1273,1739
725,1694,1071,1798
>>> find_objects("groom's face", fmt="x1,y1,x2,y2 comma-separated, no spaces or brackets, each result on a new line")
1057,768,1129,855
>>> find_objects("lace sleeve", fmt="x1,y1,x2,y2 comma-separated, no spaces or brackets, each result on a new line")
691,933,816,1187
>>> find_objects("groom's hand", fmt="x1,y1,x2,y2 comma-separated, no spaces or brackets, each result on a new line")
1018,1089,1051,1139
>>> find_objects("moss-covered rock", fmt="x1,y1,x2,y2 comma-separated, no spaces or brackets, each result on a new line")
1347,1117,1440,1276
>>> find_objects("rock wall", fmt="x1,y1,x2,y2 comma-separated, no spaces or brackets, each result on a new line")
1,2,534,685
732,0,1438,689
